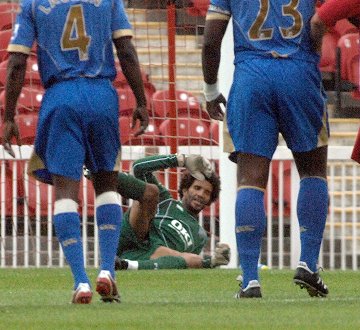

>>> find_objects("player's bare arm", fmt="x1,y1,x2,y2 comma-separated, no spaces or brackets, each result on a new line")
202,18,228,121
310,13,327,54
113,36,149,136
2,52,28,157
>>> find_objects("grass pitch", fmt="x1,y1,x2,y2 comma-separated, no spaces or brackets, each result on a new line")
0,268,359,329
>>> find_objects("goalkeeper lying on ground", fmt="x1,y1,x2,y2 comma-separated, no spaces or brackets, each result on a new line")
107,154,230,270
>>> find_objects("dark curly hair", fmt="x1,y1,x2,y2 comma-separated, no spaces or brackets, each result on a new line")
178,170,221,204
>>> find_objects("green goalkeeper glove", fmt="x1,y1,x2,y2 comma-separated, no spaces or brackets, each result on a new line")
177,154,213,180
211,243,231,267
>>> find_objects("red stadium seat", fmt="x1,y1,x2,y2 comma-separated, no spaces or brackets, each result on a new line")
15,113,38,144
116,86,152,117
0,10,17,31
113,60,156,95
1,160,16,216
0,57,42,89
187,0,209,17
0,29,12,63
334,19,358,37
209,121,219,145
0,114,38,145
26,175,53,216
159,118,211,146
152,89,209,122
78,178,95,216
0,2,19,13
117,87,137,116
319,31,340,74
17,86,44,113
0,86,44,115
119,116,163,146
266,160,291,218
337,33,360,99
1,159,29,216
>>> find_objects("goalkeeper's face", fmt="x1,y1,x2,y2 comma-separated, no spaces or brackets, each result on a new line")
181,179,213,215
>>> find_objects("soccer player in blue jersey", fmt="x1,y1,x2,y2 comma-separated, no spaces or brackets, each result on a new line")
202,0,329,298
2,0,149,304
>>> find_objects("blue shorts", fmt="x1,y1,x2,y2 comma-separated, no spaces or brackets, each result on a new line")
33,78,120,183
226,58,329,160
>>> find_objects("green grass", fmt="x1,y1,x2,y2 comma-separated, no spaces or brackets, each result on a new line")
0,268,359,329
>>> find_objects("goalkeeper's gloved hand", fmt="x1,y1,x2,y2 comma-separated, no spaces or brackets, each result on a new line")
211,243,231,267
177,154,213,180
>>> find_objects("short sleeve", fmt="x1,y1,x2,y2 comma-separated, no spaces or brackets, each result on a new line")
7,0,35,54
111,0,133,40
208,0,231,20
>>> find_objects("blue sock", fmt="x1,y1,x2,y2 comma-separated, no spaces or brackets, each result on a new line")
297,177,328,272
96,194,122,279
235,188,266,288
53,212,89,289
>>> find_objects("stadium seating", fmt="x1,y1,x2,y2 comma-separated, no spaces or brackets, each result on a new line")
0,86,44,115
186,0,209,17
15,113,38,145
119,116,163,145
209,121,219,145
26,174,53,216
0,57,42,90
17,86,44,113
334,19,358,37
319,30,340,90
266,160,291,218
0,29,12,63
116,86,152,117
0,10,17,31
152,89,208,121
159,117,211,145
337,33,360,99
78,178,95,216
0,159,29,216
0,115,37,145
113,60,156,95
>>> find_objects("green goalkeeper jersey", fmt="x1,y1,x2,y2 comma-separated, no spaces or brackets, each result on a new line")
118,154,208,259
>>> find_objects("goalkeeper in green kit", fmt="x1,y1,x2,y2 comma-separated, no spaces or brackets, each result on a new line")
110,153,230,270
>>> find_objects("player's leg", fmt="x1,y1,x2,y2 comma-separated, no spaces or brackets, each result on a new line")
92,171,122,302
277,59,329,297
117,246,221,270
83,79,122,302
52,175,92,304
226,60,278,298
124,177,159,241
292,146,329,297
234,153,269,298
118,256,188,270
35,80,93,303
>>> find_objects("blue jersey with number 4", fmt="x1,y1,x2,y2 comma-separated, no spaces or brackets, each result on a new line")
208,0,320,64
8,0,132,88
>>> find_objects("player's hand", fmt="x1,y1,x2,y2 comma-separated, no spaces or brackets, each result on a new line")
132,105,149,137
206,94,226,121
211,243,231,267
2,120,21,158
179,154,213,180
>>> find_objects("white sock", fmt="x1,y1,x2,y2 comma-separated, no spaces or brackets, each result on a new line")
126,260,139,270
